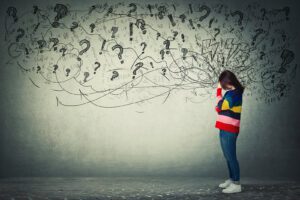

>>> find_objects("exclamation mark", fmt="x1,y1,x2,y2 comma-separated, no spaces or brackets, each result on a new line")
189,19,195,29
129,22,133,41
181,34,185,42
99,39,106,55
168,14,176,27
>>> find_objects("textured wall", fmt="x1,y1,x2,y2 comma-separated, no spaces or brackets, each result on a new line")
0,0,300,179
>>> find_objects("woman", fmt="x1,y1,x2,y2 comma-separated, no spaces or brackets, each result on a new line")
215,70,244,193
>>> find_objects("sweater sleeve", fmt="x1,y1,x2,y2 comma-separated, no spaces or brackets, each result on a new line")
215,89,234,113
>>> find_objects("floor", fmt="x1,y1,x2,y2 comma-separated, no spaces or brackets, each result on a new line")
0,177,299,200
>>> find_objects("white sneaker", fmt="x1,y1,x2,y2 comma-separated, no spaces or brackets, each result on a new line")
218,179,232,188
222,183,242,193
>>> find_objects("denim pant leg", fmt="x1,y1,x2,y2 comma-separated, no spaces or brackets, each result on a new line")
219,130,240,181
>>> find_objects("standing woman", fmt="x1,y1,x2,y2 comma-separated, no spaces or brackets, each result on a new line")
215,70,244,193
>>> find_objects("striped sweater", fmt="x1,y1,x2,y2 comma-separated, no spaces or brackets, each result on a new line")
215,87,243,133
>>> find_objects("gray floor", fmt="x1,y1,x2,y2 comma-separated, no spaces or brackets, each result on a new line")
0,177,299,200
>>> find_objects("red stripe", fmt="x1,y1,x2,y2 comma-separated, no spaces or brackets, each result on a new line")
216,88,222,97
215,106,221,113
215,121,239,133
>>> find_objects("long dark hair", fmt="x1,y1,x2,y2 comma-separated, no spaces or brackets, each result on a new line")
218,70,244,93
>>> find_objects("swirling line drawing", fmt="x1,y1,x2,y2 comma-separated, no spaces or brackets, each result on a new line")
4,2,298,108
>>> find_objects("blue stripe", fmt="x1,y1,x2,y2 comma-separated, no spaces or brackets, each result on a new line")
218,110,241,120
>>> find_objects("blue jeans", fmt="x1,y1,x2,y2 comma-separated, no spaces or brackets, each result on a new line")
219,129,240,181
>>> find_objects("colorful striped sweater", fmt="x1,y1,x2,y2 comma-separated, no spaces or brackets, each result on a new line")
215,87,243,134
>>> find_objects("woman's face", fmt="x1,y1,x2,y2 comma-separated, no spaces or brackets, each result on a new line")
222,83,234,90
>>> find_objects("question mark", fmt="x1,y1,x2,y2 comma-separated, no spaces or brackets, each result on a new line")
65,68,71,76
172,31,178,40
70,22,78,32
111,70,119,81
252,29,264,45
112,44,124,64
162,68,167,76
230,10,243,28
16,28,25,42
89,23,95,33
135,19,146,34
49,38,59,51
213,28,220,40
181,48,188,60
37,39,46,53
36,66,41,73
7,7,18,22
278,49,294,73
94,62,101,74
163,40,170,54
53,65,58,73
179,14,186,23
83,72,89,82
79,39,90,55
140,42,147,54
111,27,118,38
59,47,67,56
132,62,143,79
128,3,137,16
198,5,211,21
54,4,68,22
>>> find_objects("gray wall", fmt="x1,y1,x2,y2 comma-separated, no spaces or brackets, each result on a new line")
0,0,300,179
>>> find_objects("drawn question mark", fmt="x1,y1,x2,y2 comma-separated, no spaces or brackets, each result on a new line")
172,31,178,40
140,42,147,53
213,28,220,40
135,19,146,34
112,44,124,64
94,62,101,74
162,68,167,76
181,48,188,60
230,10,243,27
59,47,67,56
53,65,58,73
252,29,264,45
163,40,170,54
179,14,186,23
132,62,143,79
157,5,167,20
128,3,137,16
278,49,294,73
111,70,119,81
79,39,90,55
65,68,71,76
198,5,211,21
36,66,41,73
49,38,59,51
70,22,78,32
37,39,46,53
83,72,90,82
54,4,68,22
111,26,118,38
7,6,18,22
89,23,95,33
16,28,25,42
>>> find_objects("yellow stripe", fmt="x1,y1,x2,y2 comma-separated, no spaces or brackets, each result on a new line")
231,106,242,113
221,99,230,110
221,99,242,113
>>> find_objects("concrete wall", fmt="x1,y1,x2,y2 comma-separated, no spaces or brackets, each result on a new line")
0,0,300,179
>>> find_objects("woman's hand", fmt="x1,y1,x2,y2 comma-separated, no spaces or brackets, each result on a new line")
217,82,222,88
